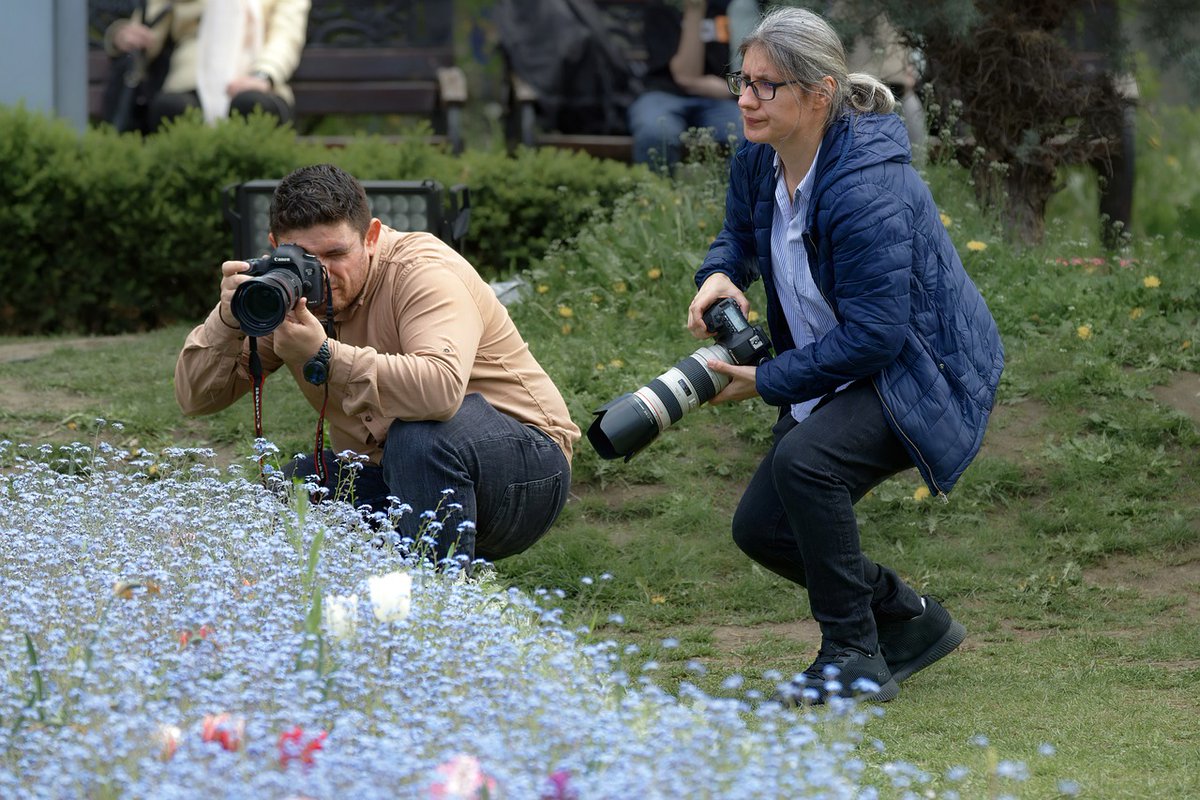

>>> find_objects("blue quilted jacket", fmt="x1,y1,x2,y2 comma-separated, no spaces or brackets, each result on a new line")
696,112,1004,495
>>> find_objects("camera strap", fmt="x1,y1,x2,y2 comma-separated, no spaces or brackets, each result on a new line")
248,336,267,484
309,273,337,494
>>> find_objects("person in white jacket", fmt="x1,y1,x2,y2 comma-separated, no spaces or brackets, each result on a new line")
106,0,310,131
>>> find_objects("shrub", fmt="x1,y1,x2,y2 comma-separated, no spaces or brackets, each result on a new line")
0,107,657,334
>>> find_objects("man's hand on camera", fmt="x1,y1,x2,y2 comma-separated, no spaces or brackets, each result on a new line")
217,261,254,330
272,302,328,367
706,361,759,404
687,273,749,339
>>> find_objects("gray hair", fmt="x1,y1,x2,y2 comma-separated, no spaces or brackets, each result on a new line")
740,6,895,128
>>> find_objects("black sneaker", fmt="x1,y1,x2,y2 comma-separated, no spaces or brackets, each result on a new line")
876,595,966,683
774,645,899,706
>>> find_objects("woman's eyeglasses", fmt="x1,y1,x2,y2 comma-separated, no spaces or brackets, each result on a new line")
726,73,803,101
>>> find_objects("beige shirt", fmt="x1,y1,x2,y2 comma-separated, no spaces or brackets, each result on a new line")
175,227,580,464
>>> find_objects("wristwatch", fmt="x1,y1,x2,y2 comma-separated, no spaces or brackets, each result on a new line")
251,70,274,88
303,340,331,386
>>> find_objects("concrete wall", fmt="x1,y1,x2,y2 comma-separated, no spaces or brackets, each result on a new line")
0,0,88,129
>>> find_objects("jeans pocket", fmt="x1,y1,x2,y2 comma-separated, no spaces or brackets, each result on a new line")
479,472,566,560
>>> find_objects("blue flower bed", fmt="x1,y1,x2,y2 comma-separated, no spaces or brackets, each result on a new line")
0,438,886,799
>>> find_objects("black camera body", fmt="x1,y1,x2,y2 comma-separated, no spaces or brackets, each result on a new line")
701,297,772,367
230,243,326,337
587,297,772,461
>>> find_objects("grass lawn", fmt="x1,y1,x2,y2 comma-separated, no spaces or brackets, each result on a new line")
2,109,1199,797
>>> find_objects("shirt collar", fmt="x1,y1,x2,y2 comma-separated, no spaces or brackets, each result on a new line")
773,144,822,203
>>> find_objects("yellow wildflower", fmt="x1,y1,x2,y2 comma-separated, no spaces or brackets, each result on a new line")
1166,155,1180,169
1129,307,1144,320
647,267,662,280
536,284,550,294
1143,275,1161,288
966,240,988,252
940,212,952,228
560,323,572,335
1182,340,1192,351
591,294,602,304
650,595,667,604
609,358,624,368
697,219,707,230
557,305,573,318
913,486,931,502
1076,324,1093,340
612,281,628,293
747,310,760,323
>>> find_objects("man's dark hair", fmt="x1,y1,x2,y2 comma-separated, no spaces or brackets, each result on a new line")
270,163,371,237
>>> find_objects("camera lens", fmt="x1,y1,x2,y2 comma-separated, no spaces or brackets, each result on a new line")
230,269,302,336
588,343,733,461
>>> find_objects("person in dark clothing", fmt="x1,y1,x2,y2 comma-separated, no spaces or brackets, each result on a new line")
689,7,1004,704
628,0,751,171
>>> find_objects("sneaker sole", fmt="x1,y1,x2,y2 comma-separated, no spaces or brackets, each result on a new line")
890,619,966,683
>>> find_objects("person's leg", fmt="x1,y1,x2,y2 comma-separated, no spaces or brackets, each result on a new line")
627,91,690,171
147,91,199,132
230,90,294,125
694,97,745,153
767,382,924,653
379,393,570,563
283,449,392,512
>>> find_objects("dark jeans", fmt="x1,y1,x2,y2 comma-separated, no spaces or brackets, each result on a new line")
732,380,925,653
147,89,293,132
627,90,744,171
286,394,570,564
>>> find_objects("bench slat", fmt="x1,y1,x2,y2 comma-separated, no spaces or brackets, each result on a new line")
293,83,438,115
292,48,454,81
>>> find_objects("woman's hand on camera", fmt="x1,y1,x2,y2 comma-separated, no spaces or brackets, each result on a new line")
688,273,749,338
706,361,759,404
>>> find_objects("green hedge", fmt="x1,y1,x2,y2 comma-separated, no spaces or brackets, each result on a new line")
0,106,654,335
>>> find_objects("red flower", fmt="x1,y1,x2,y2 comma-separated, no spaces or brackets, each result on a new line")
278,725,328,768
201,713,245,752
179,624,217,649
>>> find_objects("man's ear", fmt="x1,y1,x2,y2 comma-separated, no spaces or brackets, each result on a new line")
267,232,278,249
365,218,382,256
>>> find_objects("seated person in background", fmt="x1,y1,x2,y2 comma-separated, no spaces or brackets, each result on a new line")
175,164,581,565
106,0,310,132
628,0,753,171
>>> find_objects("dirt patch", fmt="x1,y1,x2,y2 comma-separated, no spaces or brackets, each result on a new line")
0,335,144,365
1083,543,1200,619
980,397,1052,463
711,619,820,653
1151,370,1200,428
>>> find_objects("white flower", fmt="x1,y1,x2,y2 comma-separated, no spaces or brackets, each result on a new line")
322,594,359,641
368,571,412,623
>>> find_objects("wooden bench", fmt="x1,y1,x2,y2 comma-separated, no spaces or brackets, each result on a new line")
86,0,467,152
503,0,651,161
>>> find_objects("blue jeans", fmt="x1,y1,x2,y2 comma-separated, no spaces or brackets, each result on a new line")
732,381,925,653
627,91,744,170
286,394,570,563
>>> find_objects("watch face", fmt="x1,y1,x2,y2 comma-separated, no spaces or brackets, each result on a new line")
304,359,328,385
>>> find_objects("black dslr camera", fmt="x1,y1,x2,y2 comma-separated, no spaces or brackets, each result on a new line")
230,243,326,337
587,297,772,461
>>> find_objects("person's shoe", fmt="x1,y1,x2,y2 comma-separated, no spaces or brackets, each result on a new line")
773,645,899,707
876,595,966,683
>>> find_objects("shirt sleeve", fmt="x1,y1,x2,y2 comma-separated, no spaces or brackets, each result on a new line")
329,261,483,423
174,305,285,416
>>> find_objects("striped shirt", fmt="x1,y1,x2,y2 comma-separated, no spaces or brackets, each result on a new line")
770,148,851,423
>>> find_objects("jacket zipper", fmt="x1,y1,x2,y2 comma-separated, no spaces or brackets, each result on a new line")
802,230,947,501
